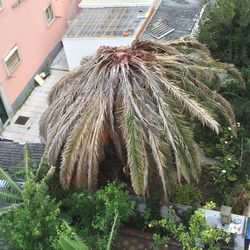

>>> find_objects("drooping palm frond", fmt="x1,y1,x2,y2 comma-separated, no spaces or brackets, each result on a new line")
40,36,243,197
0,168,22,205
0,168,22,194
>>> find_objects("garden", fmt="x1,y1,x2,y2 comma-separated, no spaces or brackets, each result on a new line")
0,0,250,249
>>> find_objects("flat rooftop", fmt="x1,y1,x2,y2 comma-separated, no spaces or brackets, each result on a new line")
64,6,150,39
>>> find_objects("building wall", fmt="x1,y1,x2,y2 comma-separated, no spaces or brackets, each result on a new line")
63,37,133,70
79,0,154,7
0,0,80,112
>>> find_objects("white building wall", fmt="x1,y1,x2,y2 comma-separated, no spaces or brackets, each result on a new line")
63,37,134,70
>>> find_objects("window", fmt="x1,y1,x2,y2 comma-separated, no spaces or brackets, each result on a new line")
0,0,4,11
3,46,21,75
44,5,55,26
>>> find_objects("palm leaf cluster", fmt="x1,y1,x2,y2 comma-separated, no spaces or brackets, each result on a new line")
0,168,22,205
40,37,243,197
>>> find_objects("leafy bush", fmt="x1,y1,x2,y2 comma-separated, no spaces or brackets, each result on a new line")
0,181,64,250
59,234,89,250
151,203,231,249
93,182,135,232
210,126,241,192
170,184,202,206
199,0,250,68
198,0,250,154
194,122,249,209
200,0,250,133
63,182,135,249
0,148,66,250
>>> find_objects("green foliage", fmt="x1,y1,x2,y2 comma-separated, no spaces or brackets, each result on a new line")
199,0,250,68
93,182,135,232
0,148,134,250
106,212,119,250
0,181,63,250
210,127,241,193
63,182,135,249
151,206,180,247
195,123,249,210
0,171,130,250
59,213,119,250
124,190,162,232
170,184,202,206
59,233,89,250
0,168,22,204
206,126,249,209
0,148,65,250
151,203,231,250
198,0,250,168
198,2,250,208
62,191,95,228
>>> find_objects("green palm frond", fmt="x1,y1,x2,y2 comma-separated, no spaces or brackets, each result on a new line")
106,212,119,250
0,168,22,195
121,111,147,196
0,191,22,204
23,144,31,182
40,37,243,196
59,234,89,250
172,112,201,182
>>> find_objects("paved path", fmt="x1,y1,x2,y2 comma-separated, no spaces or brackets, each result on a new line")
0,49,68,143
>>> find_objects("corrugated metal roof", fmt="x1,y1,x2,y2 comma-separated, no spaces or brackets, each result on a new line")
65,6,150,38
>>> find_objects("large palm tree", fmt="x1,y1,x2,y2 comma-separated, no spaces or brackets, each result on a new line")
40,37,243,197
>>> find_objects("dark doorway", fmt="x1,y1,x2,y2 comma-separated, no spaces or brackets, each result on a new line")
0,97,8,124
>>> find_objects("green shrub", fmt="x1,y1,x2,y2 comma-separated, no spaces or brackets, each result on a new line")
170,184,202,206
63,182,135,249
151,203,231,249
93,182,135,232
0,181,63,250
198,0,250,152
199,0,250,68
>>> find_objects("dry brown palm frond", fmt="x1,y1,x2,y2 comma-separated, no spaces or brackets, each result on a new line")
40,37,243,197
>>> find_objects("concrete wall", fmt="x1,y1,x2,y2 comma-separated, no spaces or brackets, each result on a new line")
63,37,133,70
0,0,80,115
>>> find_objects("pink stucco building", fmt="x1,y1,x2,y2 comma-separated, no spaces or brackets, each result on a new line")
0,0,79,129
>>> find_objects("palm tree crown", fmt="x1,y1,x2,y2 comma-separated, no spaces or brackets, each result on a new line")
40,37,243,197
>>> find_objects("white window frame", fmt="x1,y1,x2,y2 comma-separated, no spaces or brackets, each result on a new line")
3,45,21,76
44,4,56,27
0,0,4,11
